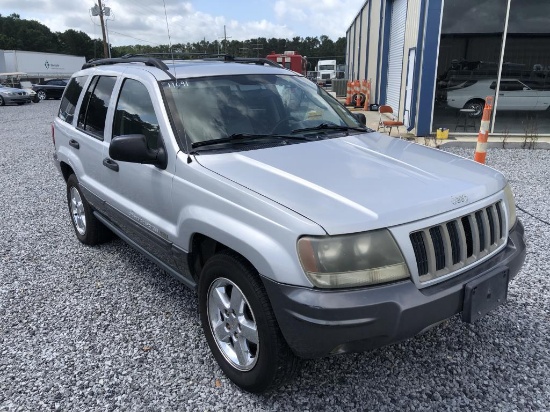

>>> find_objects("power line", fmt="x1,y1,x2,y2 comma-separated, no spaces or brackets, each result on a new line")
108,29,163,46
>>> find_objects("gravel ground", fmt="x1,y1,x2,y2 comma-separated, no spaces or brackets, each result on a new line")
1,101,549,411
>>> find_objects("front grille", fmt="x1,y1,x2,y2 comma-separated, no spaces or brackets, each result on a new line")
409,201,506,282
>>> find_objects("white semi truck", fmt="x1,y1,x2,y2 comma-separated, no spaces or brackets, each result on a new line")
316,59,337,85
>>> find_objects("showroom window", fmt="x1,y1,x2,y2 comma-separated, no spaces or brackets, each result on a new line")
432,0,550,135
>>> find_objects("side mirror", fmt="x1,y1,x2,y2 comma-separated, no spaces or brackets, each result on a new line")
109,134,167,169
354,113,367,125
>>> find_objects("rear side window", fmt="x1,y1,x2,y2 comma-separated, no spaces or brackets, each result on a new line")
77,75,116,140
113,79,160,150
58,76,88,124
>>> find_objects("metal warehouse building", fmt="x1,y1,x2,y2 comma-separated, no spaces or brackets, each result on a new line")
346,0,550,137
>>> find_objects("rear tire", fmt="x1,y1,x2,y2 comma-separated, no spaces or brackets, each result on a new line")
66,174,111,245
0,96,4,106
198,251,300,393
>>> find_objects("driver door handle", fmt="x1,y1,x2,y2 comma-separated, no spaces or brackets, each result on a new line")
103,158,119,172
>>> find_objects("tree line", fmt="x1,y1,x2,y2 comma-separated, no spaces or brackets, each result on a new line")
0,13,346,71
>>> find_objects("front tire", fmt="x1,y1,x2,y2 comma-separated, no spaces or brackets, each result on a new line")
199,251,300,393
464,99,485,118
66,174,111,245
0,96,4,106
37,90,47,100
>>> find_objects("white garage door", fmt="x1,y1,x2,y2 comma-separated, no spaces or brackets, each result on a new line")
385,0,407,113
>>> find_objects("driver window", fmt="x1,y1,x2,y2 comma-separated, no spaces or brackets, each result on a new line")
113,79,160,150
276,81,341,125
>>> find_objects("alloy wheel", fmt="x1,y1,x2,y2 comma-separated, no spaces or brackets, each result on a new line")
207,277,259,371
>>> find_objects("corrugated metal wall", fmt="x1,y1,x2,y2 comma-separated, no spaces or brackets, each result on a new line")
358,6,369,80
385,0,407,112
369,0,382,100
346,0,423,132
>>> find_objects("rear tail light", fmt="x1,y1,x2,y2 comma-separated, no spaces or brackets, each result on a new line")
51,122,55,146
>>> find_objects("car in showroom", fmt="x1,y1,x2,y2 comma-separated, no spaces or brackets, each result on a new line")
52,55,525,392
0,84,32,105
32,78,68,100
445,78,550,117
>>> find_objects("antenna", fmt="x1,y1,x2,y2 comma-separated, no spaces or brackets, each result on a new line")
162,0,192,162
162,0,175,64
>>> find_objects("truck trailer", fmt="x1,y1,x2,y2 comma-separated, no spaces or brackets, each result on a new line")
0,50,86,79
266,51,307,76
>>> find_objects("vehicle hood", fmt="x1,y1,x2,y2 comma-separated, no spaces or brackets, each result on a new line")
195,133,506,234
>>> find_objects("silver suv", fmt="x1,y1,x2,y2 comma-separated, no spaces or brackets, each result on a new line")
52,55,526,392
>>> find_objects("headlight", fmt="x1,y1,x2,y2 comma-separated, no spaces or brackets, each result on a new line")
503,183,517,230
297,230,410,288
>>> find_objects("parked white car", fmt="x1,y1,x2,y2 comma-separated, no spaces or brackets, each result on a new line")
445,78,550,117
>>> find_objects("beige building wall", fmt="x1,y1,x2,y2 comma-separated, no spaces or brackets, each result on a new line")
399,0,421,132
353,17,361,79
369,0,384,103
357,4,369,81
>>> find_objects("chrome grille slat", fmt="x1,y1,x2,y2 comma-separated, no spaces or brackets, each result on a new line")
410,201,506,283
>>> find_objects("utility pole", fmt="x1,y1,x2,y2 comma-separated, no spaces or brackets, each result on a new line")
97,0,109,58
91,1,111,58
221,25,231,54
251,38,263,58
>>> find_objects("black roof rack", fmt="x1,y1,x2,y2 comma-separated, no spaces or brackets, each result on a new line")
229,57,281,68
82,56,171,71
81,54,284,79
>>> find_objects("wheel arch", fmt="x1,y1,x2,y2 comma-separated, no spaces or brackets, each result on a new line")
180,212,309,287
59,161,74,182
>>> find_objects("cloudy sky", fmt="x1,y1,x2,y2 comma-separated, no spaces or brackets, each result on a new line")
0,0,365,46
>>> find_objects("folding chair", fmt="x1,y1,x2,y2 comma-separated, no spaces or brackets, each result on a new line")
377,105,404,136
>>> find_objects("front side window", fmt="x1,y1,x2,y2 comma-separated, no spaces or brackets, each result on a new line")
77,75,116,140
113,79,160,150
58,76,88,124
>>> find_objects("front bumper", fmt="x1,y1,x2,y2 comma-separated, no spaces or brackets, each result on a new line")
262,220,526,359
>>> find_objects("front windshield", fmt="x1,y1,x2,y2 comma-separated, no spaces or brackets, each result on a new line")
161,74,364,150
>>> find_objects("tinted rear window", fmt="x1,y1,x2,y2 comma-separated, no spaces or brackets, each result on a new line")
58,76,88,124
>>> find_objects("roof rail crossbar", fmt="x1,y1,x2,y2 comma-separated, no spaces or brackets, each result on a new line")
82,56,175,79
122,52,231,60
230,57,281,68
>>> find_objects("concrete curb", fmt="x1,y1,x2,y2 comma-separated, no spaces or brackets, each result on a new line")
439,140,550,150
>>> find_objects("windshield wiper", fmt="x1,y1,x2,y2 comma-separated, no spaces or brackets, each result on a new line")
291,123,369,135
191,133,312,149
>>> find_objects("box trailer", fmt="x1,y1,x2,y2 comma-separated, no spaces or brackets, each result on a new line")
0,50,85,78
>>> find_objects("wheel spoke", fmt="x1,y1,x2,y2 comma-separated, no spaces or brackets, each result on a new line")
229,286,246,315
234,336,251,365
211,286,231,311
239,319,258,344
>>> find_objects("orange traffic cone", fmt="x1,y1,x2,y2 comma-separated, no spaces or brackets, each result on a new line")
474,96,494,164
345,81,353,106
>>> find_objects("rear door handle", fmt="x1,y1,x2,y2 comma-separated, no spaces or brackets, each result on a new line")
69,139,79,149
103,158,119,172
